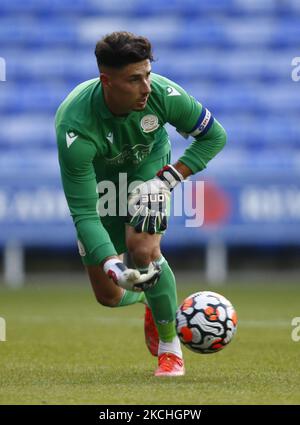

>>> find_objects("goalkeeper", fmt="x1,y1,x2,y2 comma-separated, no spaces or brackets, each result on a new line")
55,31,226,377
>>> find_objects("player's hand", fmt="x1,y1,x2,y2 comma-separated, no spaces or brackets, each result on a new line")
127,164,183,234
132,262,161,292
103,258,161,292
128,178,169,234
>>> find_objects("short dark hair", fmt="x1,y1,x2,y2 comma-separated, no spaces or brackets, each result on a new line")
95,31,154,70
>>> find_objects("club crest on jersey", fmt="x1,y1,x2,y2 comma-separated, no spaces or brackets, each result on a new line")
140,114,159,133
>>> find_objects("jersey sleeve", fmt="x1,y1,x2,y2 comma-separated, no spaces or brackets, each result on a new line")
56,123,117,264
163,80,202,133
162,78,227,174
178,117,227,174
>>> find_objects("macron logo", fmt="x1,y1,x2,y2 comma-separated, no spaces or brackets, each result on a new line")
106,132,114,144
167,86,181,96
66,131,78,148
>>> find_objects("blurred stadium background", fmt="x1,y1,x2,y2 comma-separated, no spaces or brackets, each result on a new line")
0,0,300,287
1,0,300,407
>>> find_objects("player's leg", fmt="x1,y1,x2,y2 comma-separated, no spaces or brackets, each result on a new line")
78,241,146,308
126,225,177,342
126,151,184,375
126,225,184,376
86,254,122,307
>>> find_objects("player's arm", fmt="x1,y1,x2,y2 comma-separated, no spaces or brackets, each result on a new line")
165,80,227,177
165,115,226,183
56,124,160,290
128,80,226,234
56,124,117,263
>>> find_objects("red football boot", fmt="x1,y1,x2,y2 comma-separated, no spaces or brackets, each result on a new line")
154,353,185,377
144,305,159,357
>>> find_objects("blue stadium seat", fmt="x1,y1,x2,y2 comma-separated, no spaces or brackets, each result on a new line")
1,0,300,17
1,81,299,116
1,16,299,48
0,19,78,47
0,82,74,113
0,115,55,147
3,49,97,82
0,0,299,178
1,47,293,84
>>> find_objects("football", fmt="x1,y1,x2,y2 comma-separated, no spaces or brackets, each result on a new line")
176,291,238,354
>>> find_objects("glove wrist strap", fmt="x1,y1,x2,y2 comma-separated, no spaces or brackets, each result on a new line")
157,164,184,190
103,258,127,282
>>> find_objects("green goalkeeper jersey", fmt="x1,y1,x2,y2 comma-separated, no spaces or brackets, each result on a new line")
55,73,227,264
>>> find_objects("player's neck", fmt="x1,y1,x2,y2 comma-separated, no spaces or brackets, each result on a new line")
103,88,130,117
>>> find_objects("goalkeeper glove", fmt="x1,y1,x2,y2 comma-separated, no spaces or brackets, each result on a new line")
127,164,184,234
103,258,161,292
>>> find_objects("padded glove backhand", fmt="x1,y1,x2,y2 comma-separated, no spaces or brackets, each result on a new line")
103,259,161,292
127,164,183,234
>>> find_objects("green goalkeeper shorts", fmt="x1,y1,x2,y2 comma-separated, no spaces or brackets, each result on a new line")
78,151,171,266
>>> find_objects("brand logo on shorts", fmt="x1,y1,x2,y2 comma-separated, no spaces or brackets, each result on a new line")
106,132,114,144
77,240,86,257
140,115,159,133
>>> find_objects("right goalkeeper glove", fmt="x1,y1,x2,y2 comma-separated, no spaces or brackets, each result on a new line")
103,258,161,292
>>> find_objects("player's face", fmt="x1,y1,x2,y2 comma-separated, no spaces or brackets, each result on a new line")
101,60,152,115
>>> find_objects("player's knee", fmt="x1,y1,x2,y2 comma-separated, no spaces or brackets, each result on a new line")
129,245,161,268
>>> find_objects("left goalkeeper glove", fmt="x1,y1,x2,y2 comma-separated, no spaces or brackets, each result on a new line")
127,164,184,234
103,259,161,292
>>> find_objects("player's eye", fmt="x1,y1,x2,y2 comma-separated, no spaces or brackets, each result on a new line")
129,73,151,83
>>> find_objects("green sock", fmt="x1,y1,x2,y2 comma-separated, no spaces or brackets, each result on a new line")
116,289,146,307
141,256,178,342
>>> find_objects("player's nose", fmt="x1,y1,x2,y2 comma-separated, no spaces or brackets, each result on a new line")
141,79,151,95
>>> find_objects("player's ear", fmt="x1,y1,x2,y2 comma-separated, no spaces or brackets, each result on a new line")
100,73,111,87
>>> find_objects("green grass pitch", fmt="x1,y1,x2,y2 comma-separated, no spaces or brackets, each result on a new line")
0,280,299,405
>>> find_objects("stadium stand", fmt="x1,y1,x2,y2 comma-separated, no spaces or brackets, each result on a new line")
0,0,299,283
